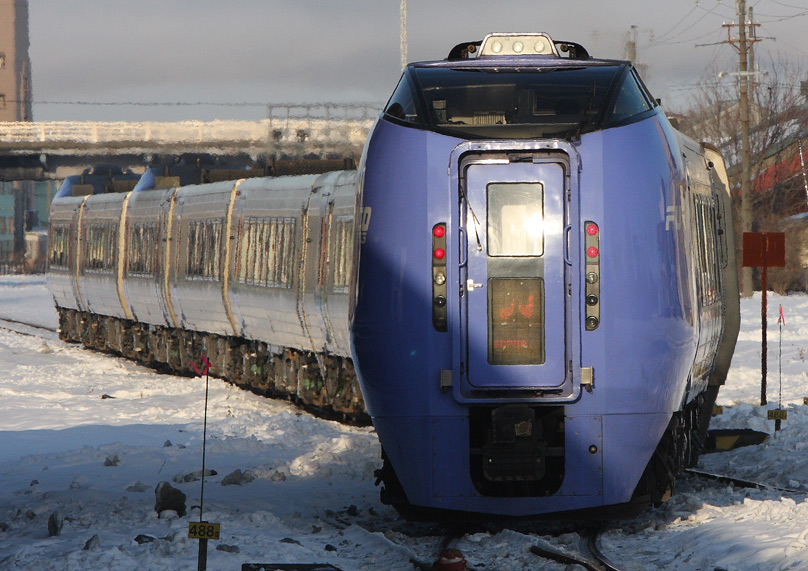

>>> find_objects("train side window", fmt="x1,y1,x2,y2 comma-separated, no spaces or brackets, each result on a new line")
316,211,353,293
238,219,257,285
237,217,295,288
186,219,222,281
695,200,708,306
692,195,722,307
318,215,330,290
279,218,296,286
332,216,354,292
704,202,721,303
127,222,158,276
632,68,658,108
267,219,279,284
83,222,117,273
255,221,267,284
49,225,70,269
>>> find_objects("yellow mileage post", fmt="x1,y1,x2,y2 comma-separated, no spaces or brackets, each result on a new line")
189,521,221,541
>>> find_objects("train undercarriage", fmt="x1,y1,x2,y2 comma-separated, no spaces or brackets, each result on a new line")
56,307,368,424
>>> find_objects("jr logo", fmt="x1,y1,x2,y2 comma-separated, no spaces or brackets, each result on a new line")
665,205,679,231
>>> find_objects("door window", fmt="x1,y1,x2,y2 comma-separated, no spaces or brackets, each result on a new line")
486,182,544,257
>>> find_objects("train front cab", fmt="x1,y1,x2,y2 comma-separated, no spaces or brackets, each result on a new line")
361,130,614,516
353,34,722,517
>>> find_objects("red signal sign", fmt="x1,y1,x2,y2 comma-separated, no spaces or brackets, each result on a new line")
742,232,785,268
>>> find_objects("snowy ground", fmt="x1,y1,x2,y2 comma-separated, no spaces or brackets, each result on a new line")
0,275,807,570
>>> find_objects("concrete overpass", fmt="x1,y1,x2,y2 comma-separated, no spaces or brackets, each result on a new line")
0,104,379,270
0,105,378,179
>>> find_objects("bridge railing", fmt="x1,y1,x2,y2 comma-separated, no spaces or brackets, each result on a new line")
266,103,381,121
0,101,384,151
0,117,379,148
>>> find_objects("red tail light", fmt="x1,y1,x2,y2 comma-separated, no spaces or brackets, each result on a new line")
432,223,448,332
584,222,600,331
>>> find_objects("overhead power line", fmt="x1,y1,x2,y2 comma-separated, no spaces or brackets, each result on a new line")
36,100,268,107
654,5,699,44
25,100,382,110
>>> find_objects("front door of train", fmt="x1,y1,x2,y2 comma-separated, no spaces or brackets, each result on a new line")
458,154,571,393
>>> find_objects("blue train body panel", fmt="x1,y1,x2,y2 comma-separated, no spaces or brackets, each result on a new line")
352,33,740,516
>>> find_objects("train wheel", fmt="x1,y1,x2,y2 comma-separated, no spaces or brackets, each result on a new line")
631,432,677,507
375,449,410,510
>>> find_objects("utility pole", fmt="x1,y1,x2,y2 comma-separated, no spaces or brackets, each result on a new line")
625,25,637,63
623,24,650,79
722,0,761,297
739,0,753,297
400,0,408,72
748,7,757,97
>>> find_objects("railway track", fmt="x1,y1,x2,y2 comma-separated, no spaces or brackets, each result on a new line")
0,316,59,340
685,468,805,495
530,527,622,571
350,517,626,571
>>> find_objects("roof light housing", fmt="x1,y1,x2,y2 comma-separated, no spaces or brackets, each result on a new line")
479,33,559,58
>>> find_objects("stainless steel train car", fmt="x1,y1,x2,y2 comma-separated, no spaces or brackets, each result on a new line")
48,168,365,419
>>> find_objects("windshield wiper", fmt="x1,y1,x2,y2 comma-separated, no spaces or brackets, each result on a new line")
570,83,597,143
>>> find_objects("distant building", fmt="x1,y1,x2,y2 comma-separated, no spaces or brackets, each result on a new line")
0,0,32,122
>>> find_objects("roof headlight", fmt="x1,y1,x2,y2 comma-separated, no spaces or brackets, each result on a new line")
479,33,558,57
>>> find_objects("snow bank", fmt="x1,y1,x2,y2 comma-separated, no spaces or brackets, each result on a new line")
0,277,807,570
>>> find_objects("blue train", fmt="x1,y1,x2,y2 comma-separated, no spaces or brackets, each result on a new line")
351,33,740,516
46,32,740,519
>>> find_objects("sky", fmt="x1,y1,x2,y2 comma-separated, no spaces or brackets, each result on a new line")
27,0,808,122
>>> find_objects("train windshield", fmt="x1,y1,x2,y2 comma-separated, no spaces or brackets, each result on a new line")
384,64,655,139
